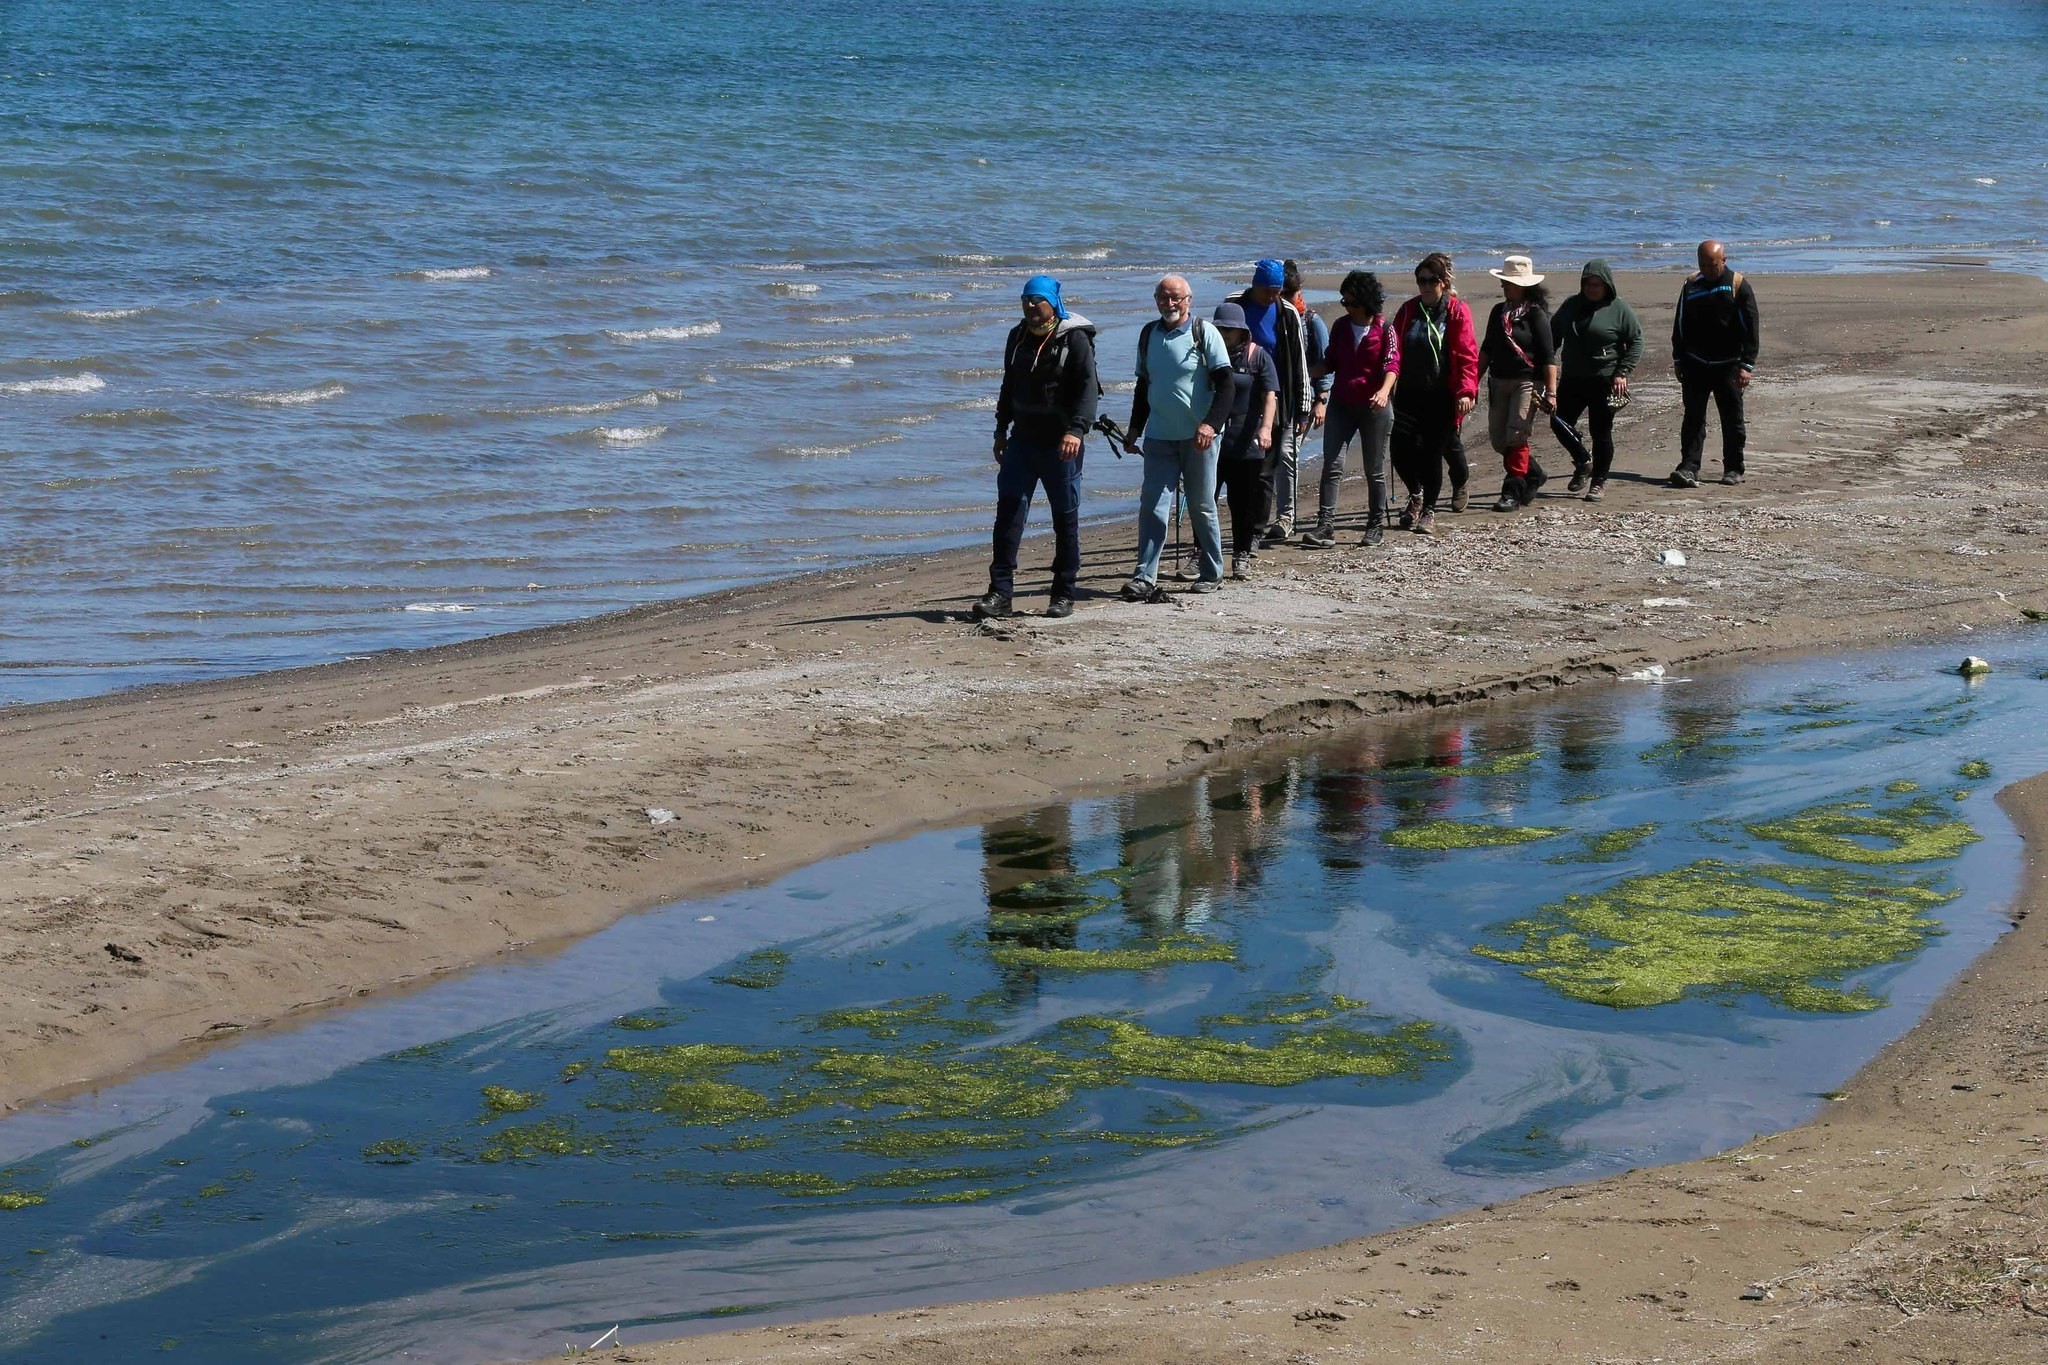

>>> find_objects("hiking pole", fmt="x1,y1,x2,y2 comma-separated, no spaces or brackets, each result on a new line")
1172,476,1183,578
1090,414,1130,457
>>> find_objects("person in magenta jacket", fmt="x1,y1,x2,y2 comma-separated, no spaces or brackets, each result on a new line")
1302,270,1400,547
1388,253,1479,532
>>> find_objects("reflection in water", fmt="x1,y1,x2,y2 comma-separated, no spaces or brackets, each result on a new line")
1,639,2045,1363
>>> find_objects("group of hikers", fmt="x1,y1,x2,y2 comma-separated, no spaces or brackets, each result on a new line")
979,241,1761,620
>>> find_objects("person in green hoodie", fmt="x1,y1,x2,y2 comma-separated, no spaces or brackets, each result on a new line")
1548,260,1643,501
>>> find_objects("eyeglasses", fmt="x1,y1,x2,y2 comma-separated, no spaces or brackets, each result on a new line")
1414,274,1441,285
1341,297,1368,308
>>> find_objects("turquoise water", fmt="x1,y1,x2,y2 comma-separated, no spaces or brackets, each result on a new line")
0,637,2041,1361
2,0,2045,703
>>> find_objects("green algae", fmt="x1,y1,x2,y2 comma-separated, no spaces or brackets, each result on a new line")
1548,823,1658,864
834,1127,1036,1158
810,1046,1080,1121
904,1185,1026,1205
710,948,790,990
853,1164,1004,1188
1201,990,1368,1028
1474,859,1954,1012
987,935,1236,972
721,1170,854,1197
809,995,1001,1040
1885,780,1920,794
1747,796,1981,865
1063,1015,1451,1085
1787,718,1855,733
1384,820,1567,850
613,1015,668,1032
478,1085,543,1119
0,1192,44,1211
1957,759,1993,781
361,1139,419,1165
478,1118,590,1162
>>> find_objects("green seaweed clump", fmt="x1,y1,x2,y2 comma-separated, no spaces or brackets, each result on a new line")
478,1118,590,1162
1384,820,1566,850
0,1191,44,1211
1474,859,1954,1012
1957,759,1993,781
721,1170,854,1197
1549,823,1658,864
600,1043,794,1123
809,995,1000,1040
811,1046,1079,1121
711,948,791,990
1060,1015,1451,1086
362,1139,420,1165
478,1084,543,1119
1885,780,1920,794
835,1127,1035,1158
1747,796,1981,865
987,935,1236,972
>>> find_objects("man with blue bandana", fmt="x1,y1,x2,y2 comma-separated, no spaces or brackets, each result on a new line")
980,275,1099,620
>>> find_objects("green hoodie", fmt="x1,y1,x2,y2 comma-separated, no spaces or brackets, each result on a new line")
1549,260,1644,381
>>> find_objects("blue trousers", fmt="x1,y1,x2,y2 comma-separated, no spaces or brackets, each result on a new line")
1135,436,1223,584
989,434,1083,598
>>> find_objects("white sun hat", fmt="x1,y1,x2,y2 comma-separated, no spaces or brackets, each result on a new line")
1488,254,1546,286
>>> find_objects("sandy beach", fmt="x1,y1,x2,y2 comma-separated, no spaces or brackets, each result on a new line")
5,269,2047,1361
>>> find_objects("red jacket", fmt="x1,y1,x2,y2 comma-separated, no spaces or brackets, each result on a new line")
1391,294,1480,408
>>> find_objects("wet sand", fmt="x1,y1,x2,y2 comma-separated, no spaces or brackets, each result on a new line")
2,269,2046,1360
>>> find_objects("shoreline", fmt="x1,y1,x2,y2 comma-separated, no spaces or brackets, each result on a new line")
3,269,2047,1357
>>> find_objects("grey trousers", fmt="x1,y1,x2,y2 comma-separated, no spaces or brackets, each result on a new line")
1317,399,1392,527
1260,419,1305,531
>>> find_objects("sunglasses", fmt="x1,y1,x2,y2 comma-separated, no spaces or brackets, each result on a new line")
1414,274,1441,285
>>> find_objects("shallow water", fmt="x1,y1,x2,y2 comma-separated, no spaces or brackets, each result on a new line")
1,635,2044,1360
3,0,2046,704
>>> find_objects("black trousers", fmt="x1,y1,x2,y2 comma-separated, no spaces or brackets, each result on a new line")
1678,362,1746,474
1219,456,1267,555
1554,375,1619,481
1390,389,1462,511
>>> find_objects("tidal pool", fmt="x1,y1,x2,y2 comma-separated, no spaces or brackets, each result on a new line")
1,637,2044,1362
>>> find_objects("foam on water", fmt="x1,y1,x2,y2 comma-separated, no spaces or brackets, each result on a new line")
0,373,106,395
768,281,821,295
405,266,493,281
61,307,147,321
590,424,668,444
734,354,855,371
602,321,721,343
242,382,345,406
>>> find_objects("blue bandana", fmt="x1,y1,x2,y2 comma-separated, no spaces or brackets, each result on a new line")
1020,274,1068,320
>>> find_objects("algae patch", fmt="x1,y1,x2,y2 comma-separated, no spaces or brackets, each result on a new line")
1549,823,1657,864
987,935,1236,972
1475,859,1954,1012
1747,796,1981,865
1384,820,1566,850
711,948,790,990
1957,759,1993,782
478,1085,543,1119
0,1191,44,1211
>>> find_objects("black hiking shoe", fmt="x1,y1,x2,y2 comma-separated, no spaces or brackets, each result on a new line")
1721,470,1746,485
1299,522,1336,548
970,591,1012,621
1119,577,1152,602
1360,519,1385,547
1669,466,1699,489
1045,596,1074,619
1519,465,1549,504
1567,465,1590,494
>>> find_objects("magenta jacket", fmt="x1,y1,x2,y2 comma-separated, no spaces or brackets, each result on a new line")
1325,314,1400,407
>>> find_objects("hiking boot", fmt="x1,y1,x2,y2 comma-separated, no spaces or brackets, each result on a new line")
1669,466,1699,489
1045,596,1073,619
1189,578,1221,594
1299,522,1336,549
1260,521,1293,548
1584,481,1605,503
1230,554,1250,580
1449,484,1469,513
1398,494,1421,530
1119,577,1153,603
1172,566,1200,582
1519,465,1549,505
1567,465,1590,494
1721,470,1746,486
970,591,1012,621
1360,519,1385,547
1414,509,1435,535
1492,493,1519,512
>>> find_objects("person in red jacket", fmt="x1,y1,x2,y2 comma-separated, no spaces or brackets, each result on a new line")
1388,253,1478,533
1303,270,1400,547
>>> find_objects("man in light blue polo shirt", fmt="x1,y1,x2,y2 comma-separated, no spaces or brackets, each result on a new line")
1119,274,1234,599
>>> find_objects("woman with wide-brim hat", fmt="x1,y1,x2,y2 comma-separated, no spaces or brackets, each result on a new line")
1476,255,1558,511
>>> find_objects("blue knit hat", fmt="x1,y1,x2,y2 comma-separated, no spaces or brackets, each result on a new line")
1252,258,1286,289
1020,274,1068,320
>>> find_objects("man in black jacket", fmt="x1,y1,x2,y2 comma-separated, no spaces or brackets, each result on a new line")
980,275,1099,620
1670,240,1761,488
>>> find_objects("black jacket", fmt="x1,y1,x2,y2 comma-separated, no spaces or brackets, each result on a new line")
995,314,1100,443
1673,270,1760,369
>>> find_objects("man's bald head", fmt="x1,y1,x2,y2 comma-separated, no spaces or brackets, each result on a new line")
1153,274,1192,326
1697,240,1727,275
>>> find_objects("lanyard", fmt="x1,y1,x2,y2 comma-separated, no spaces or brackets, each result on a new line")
1416,302,1446,369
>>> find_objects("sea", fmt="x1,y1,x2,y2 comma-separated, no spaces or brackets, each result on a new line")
3,0,2044,706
